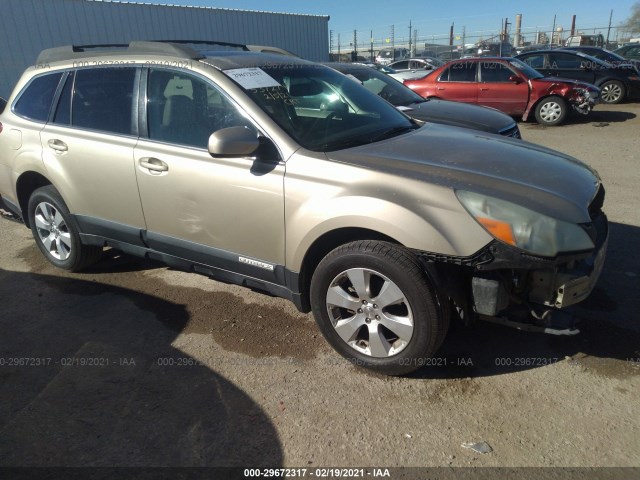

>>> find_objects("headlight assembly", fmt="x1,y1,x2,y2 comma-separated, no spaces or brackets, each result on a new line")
456,190,594,257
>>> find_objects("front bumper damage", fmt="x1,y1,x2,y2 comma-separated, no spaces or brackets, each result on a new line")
570,87,599,115
418,209,608,335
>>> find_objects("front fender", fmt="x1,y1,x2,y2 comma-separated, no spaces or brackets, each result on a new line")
286,194,491,271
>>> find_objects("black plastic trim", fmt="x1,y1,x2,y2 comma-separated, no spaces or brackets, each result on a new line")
73,215,145,247
144,230,285,284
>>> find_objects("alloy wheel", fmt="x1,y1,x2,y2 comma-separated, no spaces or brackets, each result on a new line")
325,267,414,357
33,201,72,261
601,83,623,103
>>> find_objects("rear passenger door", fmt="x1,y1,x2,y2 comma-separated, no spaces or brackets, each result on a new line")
133,68,285,277
433,62,478,103
40,67,147,239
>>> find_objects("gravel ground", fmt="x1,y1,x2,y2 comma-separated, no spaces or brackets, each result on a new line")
0,103,638,473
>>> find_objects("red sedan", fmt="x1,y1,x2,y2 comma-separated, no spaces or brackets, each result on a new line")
404,57,600,126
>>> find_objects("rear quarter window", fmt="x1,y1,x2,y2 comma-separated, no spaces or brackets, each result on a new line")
13,73,64,122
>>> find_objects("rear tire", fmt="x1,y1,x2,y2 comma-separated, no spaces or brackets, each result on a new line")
28,186,102,272
534,96,567,126
310,240,447,375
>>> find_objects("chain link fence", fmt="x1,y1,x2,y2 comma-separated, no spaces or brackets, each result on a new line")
330,25,638,62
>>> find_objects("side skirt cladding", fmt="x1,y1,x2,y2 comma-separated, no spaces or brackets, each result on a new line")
73,214,307,312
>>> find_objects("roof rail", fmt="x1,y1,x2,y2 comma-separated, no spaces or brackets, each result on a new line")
36,41,205,64
157,40,298,57
158,40,250,51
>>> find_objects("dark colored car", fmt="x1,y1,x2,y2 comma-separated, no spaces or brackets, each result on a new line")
404,57,599,126
329,63,521,138
613,44,640,62
516,49,640,104
562,46,640,70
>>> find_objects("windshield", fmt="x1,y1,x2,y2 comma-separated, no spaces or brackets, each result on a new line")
228,64,415,152
508,59,544,79
337,66,426,107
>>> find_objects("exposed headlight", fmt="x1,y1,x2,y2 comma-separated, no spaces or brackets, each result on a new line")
456,190,594,257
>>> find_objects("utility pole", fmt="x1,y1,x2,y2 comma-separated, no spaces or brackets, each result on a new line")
391,24,395,61
550,14,556,45
408,20,412,56
449,22,454,46
338,33,341,57
606,9,613,47
353,30,358,61
370,30,374,61
413,28,418,55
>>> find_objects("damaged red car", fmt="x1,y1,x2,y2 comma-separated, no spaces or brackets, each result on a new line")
404,57,600,126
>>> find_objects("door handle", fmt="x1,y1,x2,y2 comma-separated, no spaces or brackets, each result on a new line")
139,157,169,173
436,87,446,90
47,139,68,152
480,87,490,91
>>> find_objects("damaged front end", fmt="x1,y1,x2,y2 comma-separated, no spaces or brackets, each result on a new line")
569,86,600,116
419,185,608,335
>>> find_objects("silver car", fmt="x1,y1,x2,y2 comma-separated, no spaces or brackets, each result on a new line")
0,42,608,375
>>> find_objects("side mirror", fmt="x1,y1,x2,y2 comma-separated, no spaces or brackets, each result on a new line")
508,75,523,84
208,126,259,157
0,97,6,114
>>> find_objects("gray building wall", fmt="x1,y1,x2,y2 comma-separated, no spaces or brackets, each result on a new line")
0,0,329,98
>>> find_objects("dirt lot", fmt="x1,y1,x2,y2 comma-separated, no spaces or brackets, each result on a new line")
0,103,639,474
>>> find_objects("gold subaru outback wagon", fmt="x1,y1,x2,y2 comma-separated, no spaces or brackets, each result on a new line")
0,41,608,375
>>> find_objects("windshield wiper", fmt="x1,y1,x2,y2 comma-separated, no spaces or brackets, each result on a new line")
370,124,419,143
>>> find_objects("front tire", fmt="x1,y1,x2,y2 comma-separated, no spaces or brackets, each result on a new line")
28,186,102,271
599,80,625,104
534,96,567,126
310,241,446,375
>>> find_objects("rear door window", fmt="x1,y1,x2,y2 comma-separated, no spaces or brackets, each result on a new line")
72,67,136,135
13,73,64,122
547,53,582,69
439,63,477,82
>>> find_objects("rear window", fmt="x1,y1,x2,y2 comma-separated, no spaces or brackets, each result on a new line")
13,73,63,122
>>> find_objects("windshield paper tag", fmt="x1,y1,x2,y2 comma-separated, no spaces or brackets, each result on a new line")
225,68,281,89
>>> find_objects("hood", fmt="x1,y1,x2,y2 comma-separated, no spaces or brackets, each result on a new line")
403,99,515,133
326,124,600,223
533,77,600,91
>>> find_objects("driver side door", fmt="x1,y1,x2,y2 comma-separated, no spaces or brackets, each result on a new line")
133,68,286,280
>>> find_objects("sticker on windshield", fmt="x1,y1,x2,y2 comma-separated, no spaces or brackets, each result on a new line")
224,68,281,89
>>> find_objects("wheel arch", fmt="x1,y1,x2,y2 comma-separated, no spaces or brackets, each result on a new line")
16,171,52,228
294,227,399,313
